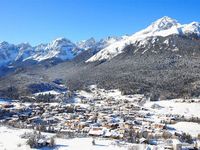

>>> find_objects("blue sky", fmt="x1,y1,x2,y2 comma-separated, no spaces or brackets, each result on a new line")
0,0,199,45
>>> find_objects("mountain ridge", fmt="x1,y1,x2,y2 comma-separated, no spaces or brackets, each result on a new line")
0,36,120,68
0,16,199,68
87,16,200,62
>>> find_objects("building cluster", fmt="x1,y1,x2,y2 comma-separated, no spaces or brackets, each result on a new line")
0,87,199,150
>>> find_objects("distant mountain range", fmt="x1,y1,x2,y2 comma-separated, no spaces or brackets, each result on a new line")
0,36,121,67
0,16,199,68
0,16,200,100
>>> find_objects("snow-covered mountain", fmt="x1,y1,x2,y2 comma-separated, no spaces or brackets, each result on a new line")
77,36,121,52
0,35,121,67
15,43,35,61
29,38,80,62
0,38,82,67
87,16,200,62
0,42,19,66
77,38,96,50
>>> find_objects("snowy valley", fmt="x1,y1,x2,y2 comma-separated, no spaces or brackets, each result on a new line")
0,85,200,149
0,16,200,150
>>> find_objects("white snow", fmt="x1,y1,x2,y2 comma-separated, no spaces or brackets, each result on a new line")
34,90,61,96
0,126,30,150
144,99,200,117
31,37,77,62
168,122,200,137
76,85,143,102
0,126,130,150
182,22,200,36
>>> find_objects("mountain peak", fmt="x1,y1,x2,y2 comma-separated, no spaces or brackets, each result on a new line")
87,16,199,63
47,37,76,53
51,37,73,47
77,37,96,50
148,16,180,32
0,41,10,47
182,21,200,36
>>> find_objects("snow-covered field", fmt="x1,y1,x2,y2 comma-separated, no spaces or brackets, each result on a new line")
168,122,200,137
34,90,62,96
144,99,200,117
0,126,30,150
0,126,152,150
0,126,131,150
76,85,143,102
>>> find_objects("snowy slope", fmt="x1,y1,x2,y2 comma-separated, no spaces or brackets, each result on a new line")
96,36,122,50
168,122,200,137
87,16,200,62
143,99,200,117
15,43,35,61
